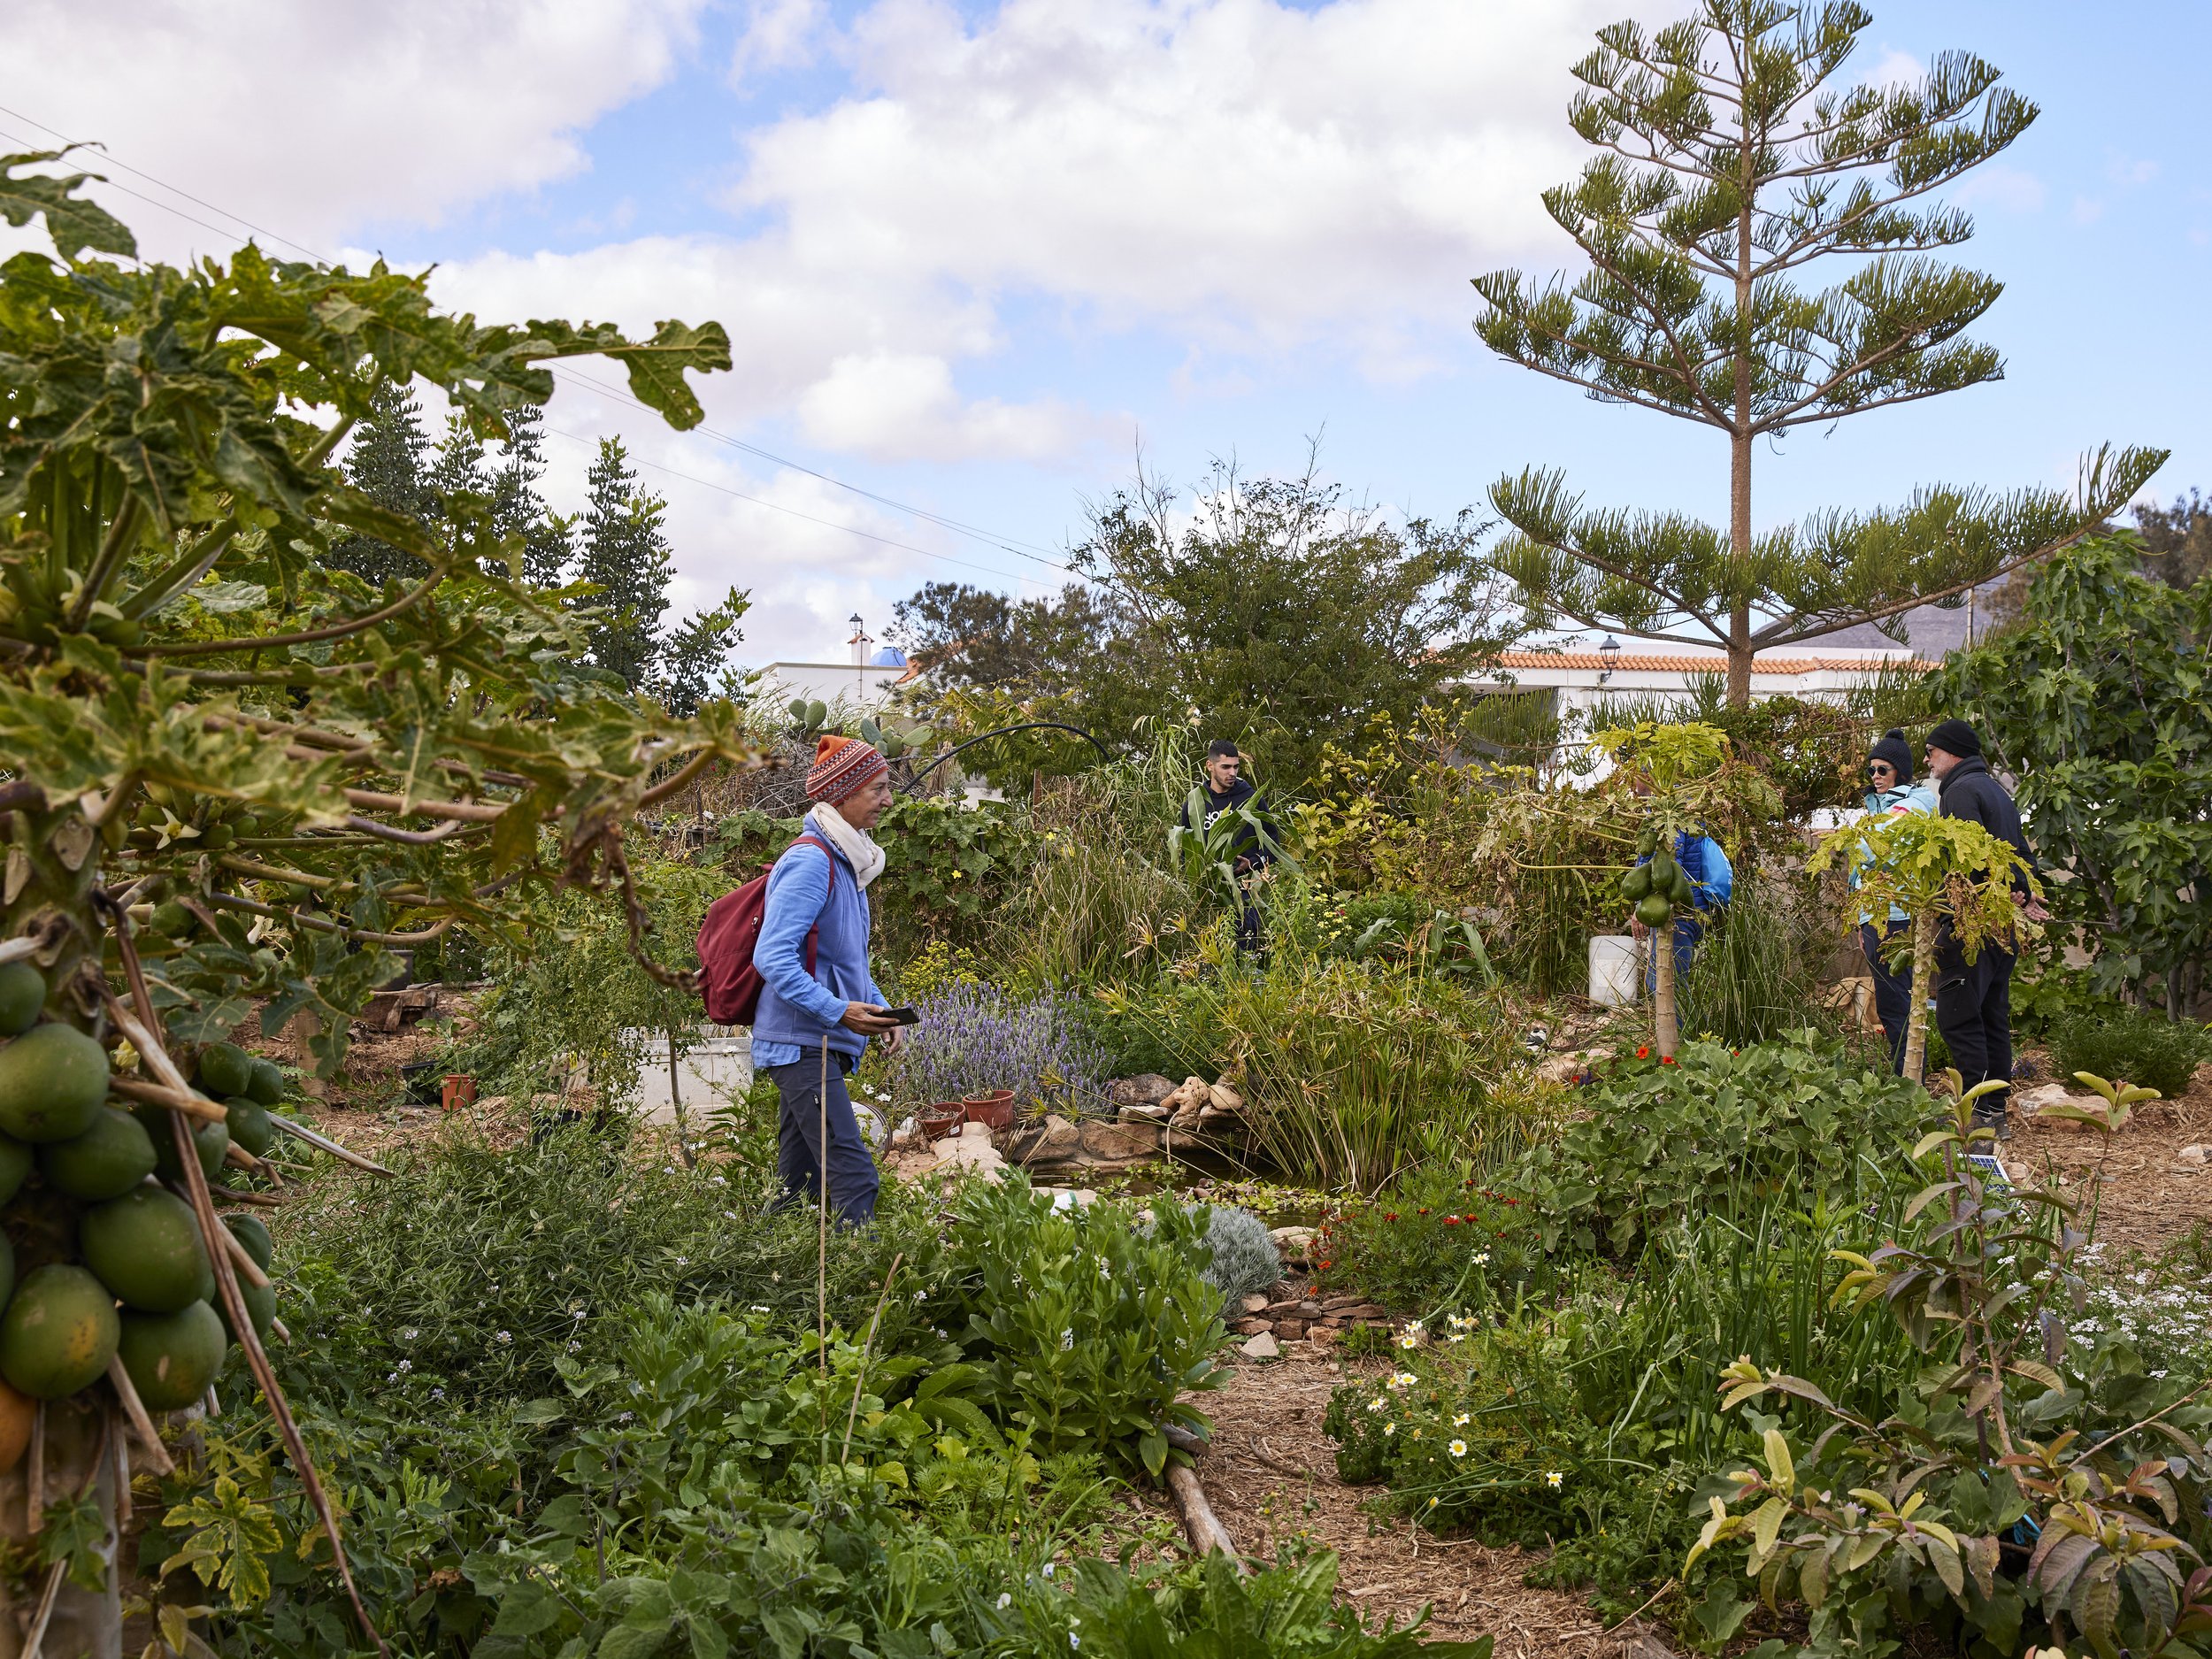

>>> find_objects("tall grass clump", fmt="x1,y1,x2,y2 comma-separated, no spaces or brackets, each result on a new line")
1679,868,1834,1048
1101,944,1533,1192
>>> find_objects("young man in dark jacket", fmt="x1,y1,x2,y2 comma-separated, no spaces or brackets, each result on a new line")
1924,718,2037,1136
1178,740,1279,954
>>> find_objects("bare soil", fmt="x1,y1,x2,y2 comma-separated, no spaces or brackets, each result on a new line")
2008,1059,2212,1260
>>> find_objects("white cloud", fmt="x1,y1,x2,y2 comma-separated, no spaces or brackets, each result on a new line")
797,353,1110,461
730,0,828,82
0,0,709,257
730,0,1609,371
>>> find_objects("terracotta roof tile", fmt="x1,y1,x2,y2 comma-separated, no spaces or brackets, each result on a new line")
1488,649,1934,675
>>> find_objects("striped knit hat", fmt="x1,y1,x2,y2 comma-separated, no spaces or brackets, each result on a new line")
806,734,889,804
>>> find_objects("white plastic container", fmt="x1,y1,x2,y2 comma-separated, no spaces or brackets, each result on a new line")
1588,934,1641,1007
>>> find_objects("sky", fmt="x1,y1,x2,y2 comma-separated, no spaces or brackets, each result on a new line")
3,0,2205,667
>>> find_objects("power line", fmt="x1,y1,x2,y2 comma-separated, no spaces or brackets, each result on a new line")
0,103,1081,586
550,364,1075,570
0,103,329,261
542,425,1057,591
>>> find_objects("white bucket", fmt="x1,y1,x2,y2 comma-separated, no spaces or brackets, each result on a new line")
1588,934,1641,1006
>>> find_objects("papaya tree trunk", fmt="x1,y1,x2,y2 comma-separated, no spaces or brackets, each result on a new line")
1901,909,1939,1086
1654,927,1679,1059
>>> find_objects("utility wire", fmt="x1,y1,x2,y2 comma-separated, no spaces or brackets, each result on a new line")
541,425,1056,589
0,101,1080,588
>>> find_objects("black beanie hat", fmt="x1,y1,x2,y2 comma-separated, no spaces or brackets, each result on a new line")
1925,718,1983,760
1868,728,1913,780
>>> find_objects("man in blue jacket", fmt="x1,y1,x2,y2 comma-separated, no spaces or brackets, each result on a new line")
1632,828,1733,994
752,734,903,1224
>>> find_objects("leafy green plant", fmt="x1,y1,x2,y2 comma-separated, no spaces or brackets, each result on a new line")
1687,1078,2212,1658
1511,1033,1938,1256
936,1176,1226,1475
1808,809,2040,1083
1309,1171,1548,1318
2052,1005,2208,1100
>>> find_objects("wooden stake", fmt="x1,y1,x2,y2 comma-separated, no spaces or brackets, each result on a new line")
20,1559,65,1659
111,1408,132,1526
1164,1463,1243,1566
265,1112,393,1175
818,1036,830,1380
105,1355,177,1478
212,1219,273,1290
104,1070,228,1125
27,1402,44,1532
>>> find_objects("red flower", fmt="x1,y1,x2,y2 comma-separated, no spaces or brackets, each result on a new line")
1635,1045,1650,1059
1385,1212,1399,1222
1661,1055,1677,1065
1417,1208,1430,1217
1443,1216,1461,1226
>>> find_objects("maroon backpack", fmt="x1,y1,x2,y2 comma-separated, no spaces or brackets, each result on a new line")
695,834,835,1025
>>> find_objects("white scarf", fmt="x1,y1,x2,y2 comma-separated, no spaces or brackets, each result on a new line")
809,800,887,892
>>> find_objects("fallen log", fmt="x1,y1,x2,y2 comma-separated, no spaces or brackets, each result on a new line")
1164,1462,1243,1566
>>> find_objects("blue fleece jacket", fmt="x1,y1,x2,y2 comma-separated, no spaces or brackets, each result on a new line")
1637,832,1733,910
749,814,887,1068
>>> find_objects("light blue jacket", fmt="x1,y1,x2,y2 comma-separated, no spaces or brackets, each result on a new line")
1849,783,1939,924
749,813,887,1068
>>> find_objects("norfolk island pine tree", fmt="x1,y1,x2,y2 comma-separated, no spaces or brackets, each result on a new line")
1471,0,2164,706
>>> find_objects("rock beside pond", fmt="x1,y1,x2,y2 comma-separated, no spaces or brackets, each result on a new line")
1107,1073,1177,1109
1269,1225,1315,1263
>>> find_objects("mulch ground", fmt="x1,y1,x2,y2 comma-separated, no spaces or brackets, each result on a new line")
2008,1059,2212,1260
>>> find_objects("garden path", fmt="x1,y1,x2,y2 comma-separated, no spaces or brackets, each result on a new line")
2011,1060,2211,1258
1156,1357,1671,1656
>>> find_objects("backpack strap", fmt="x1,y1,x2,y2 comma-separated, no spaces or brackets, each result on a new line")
791,833,836,898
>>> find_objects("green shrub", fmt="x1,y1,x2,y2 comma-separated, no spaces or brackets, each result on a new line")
937,1176,1226,1473
1309,1171,1550,1318
1511,1032,1938,1255
1194,1204,1285,1312
2053,1004,2208,1098
274,1124,934,1403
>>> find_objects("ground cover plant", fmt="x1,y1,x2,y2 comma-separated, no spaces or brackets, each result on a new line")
150,1130,1484,1655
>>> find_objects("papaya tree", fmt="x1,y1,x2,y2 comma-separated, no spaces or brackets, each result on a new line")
1594,721,1766,1058
1809,810,2036,1082
0,151,741,1652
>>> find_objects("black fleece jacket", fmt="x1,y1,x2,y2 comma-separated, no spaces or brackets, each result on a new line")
1937,757,2035,895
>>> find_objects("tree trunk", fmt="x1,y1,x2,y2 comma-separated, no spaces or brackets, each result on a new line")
1728,103,1755,710
1653,927,1679,1060
1901,909,1939,1086
0,1398,121,1658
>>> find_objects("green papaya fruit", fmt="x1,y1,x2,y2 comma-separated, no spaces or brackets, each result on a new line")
196,1041,254,1099
0,1025,110,1143
224,1097,273,1158
117,1302,227,1411
1620,865,1653,902
1671,871,1695,906
80,1187,215,1313
0,1135,30,1206
39,1107,157,1201
1636,827,1657,856
219,1279,277,1347
136,1103,229,1183
0,963,43,1036
1635,894,1673,928
245,1058,284,1109
0,1265,119,1399
1647,850,1677,888
149,901,196,940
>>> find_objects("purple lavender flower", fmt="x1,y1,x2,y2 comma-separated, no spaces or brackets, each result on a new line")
895,983,1109,1114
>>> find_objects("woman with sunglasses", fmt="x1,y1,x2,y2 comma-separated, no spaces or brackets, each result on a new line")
1850,729,1939,1071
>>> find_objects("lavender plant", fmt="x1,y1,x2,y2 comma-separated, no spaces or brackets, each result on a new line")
895,981,1110,1114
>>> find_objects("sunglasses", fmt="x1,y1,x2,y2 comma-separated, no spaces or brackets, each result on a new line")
1869,762,1895,776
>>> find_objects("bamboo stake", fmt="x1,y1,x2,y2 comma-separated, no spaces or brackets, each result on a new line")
265,1113,394,1176
818,1036,830,1382
111,1406,132,1525
839,1254,903,1467
211,1218,273,1290
208,1185,285,1209
27,1402,43,1532
104,1070,228,1125
20,1560,65,1659
104,1355,177,1478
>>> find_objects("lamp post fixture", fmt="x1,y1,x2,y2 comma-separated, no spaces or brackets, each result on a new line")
1597,634,1621,684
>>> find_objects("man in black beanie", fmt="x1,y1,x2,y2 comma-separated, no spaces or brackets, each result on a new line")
1924,719,2037,1134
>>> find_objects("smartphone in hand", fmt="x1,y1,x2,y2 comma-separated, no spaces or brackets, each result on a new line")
878,1006,922,1025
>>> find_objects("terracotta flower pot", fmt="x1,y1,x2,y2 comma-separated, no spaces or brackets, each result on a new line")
918,1104,964,1142
962,1089,1016,1131
441,1074,477,1112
